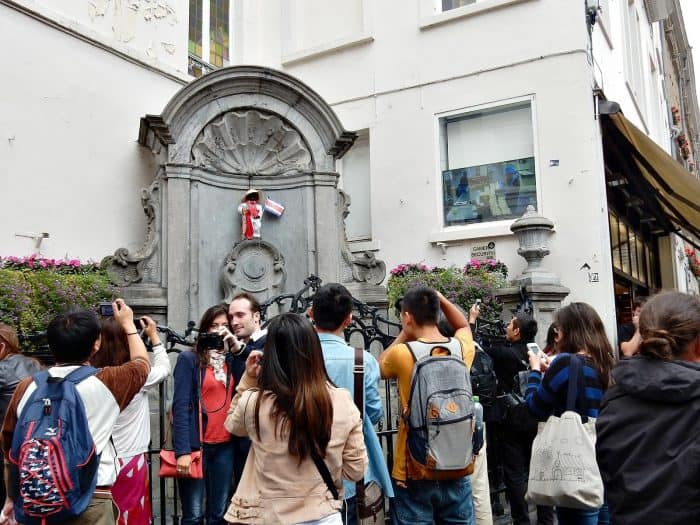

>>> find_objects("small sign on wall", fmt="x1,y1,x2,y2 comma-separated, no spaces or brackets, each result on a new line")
470,241,496,261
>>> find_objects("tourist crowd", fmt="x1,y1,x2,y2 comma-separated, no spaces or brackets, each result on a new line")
0,285,699,525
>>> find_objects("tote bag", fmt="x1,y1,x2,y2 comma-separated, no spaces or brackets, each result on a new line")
526,355,604,510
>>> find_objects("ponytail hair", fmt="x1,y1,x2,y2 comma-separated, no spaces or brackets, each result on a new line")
638,292,700,361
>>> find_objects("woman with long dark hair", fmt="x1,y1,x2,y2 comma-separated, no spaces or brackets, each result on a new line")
91,316,170,525
0,323,42,504
223,313,366,525
525,302,614,525
172,304,238,525
597,292,700,524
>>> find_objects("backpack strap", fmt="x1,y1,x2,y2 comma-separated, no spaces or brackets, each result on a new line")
565,355,583,414
63,366,98,384
353,348,366,502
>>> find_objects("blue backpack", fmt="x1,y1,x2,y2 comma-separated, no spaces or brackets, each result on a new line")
8,366,100,525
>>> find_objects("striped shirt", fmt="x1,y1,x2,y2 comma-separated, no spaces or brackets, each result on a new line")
525,353,604,420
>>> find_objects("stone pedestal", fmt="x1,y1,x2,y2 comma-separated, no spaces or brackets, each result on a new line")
495,284,571,348
103,66,388,325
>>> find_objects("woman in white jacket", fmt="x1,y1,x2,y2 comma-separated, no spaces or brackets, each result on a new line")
92,316,171,525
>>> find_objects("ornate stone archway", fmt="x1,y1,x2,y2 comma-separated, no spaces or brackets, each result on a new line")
103,66,385,326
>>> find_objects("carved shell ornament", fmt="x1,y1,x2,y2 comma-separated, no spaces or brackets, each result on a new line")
191,110,313,175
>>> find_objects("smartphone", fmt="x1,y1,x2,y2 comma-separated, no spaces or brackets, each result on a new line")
98,302,114,317
526,342,548,361
475,299,482,305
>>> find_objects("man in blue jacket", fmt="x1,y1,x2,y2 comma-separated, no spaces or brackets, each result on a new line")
310,283,393,525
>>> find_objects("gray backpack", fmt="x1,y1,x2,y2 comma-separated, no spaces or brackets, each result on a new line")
405,339,475,480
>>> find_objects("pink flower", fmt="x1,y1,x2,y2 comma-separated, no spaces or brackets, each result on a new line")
39,260,48,268
69,259,81,267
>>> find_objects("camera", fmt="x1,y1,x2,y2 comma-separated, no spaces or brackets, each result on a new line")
198,332,225,350
98,302,114,317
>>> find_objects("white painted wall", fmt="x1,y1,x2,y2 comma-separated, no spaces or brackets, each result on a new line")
1,0,687,342
0,3,183,260
8,0,188,74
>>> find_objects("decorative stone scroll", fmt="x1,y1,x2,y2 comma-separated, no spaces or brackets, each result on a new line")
221,239,287,302
338,190,386,286
191,110,313,175
102,180,161,286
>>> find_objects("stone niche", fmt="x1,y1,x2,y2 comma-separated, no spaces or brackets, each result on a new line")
103,66,386,327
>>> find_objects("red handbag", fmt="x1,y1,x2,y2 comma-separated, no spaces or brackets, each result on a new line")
159,449,203,479
159,397,204,479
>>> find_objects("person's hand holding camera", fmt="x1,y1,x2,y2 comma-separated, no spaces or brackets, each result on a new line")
528,349,549,373
113,298,137,333
216,325,242,353
140,316,161,346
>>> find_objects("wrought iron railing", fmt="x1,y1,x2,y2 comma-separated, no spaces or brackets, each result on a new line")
17,277,520,524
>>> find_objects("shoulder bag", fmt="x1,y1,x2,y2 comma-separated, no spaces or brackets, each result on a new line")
353,348,386,524
525,355,604,509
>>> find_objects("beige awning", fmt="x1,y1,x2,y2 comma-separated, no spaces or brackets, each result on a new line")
602,110,700,242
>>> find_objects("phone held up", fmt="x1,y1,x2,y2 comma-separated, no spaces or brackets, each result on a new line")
526,342,549,363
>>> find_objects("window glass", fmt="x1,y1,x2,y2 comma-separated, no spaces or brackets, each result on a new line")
441,103,536,226
441,0,476,10
629,230,639,280
635,236,646,284
189,0,203,57
210,0,230,67
619,222,630,275
610,213,621,270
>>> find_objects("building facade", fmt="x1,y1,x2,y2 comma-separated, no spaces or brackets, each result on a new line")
2,0,699,340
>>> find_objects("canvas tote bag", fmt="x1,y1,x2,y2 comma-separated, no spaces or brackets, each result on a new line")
526,355,604,509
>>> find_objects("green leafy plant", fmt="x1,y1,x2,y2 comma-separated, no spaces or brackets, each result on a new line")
0,255,116,351
387,260,508,323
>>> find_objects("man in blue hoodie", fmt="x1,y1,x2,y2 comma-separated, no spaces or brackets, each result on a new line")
310,283,393,525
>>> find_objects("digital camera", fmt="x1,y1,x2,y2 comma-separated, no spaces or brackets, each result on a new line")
198,332,225,350
98,302,114,317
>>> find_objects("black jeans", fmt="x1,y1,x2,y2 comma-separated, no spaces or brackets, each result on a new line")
492,422,554,525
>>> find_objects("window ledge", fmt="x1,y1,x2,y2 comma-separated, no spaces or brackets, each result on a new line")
429,221,514,243
282,33,374,67
419,0,535,30
349,239,381,252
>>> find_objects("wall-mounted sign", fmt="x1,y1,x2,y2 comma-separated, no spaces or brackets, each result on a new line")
470,241,496,261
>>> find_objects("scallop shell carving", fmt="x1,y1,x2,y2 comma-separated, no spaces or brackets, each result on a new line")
191,110,312,175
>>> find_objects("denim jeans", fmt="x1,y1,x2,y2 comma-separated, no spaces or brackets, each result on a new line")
556,504,609,525
341,496,357,525
177,442,235,525
392,478,475,525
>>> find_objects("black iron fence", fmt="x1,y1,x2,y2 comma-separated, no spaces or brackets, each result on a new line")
19,276,518,525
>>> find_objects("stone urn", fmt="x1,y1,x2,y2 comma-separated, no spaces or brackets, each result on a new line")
509,205,560,285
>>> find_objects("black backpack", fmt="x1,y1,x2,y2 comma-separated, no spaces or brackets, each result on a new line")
470,345,498,421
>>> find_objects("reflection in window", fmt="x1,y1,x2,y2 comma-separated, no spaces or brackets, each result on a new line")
440,103,537,226
189,0,203,57
442,0,476,10
610,214,621,270
619,222,630,275
210,0,230,67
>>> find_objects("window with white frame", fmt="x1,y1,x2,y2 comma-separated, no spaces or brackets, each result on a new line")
440,0,477,10
340,130,372,241
188,0,231,77
439,102,537,227
622,0,648,117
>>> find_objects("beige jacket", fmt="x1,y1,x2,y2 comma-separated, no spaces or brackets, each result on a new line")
224,373,367,525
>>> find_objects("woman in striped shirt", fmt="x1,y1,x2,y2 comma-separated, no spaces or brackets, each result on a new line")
525,302,614,525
